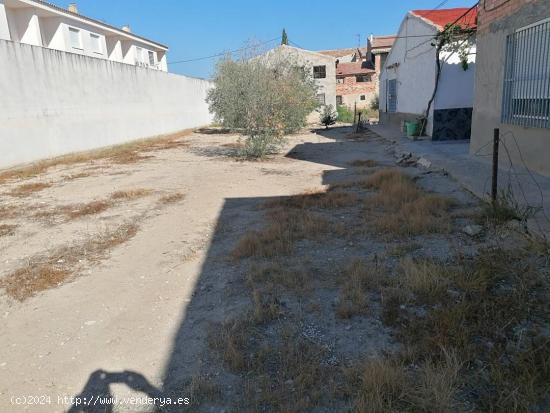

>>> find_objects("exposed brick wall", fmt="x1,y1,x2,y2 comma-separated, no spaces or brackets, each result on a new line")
478,0,536,32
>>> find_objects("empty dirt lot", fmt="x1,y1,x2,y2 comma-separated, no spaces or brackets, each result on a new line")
0,127,548,412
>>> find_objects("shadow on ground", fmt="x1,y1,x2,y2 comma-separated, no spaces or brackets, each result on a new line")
68,127,391,412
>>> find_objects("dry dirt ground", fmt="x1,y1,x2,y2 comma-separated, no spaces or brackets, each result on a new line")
0,127,548,413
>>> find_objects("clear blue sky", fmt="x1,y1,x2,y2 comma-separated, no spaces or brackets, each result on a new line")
50,0,476,79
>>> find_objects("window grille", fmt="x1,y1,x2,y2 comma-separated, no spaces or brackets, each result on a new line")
313,66,326,79
502,19,550,129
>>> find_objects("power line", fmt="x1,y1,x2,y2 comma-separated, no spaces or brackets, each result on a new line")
168,36,281,65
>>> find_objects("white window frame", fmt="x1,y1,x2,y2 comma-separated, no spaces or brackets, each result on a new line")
135,46,143,63
148,50,155,66
89,33,102,54
68,27,82,50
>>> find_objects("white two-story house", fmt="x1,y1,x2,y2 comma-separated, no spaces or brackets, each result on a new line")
0,0,168,71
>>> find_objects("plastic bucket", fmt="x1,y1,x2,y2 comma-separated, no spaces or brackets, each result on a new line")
405,121,421,137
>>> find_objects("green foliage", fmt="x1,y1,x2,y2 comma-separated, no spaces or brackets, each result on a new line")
437,23,474,71
337,105,354,123
281,29,288,46
206,55,319,158
369,94,379,111
320,105,337,129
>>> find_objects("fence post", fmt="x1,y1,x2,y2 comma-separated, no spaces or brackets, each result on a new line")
492,128,500,206
353,102,357,125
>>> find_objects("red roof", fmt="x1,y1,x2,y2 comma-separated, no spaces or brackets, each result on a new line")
371,35,397,50
336,62,375,77
411,7,478,30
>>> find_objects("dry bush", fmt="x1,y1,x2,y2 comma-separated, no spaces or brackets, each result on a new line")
364,169,454,236
349,159,378,168
251,289,284,323
110,188,153,200
343,350,462,413
0,205,19,220
0,224,17,237
64,200,112,219
8,182,52,197
343,357,407,413
0,223,138,301
336,259,387,319
208,318,253,372
158,192,185,205
399,258,450,304
232,208,331,259
265,188,358,210
184,375,221,405
62,172,92,181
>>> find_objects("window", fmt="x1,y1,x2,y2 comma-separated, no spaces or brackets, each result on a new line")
313,65,326,79
68,27,82,49
148,51,155,65
387,79,397,113
90,33,101,53
360,95,366,101
356,75,371,83
135,47,143,63
336,78,344,84
336,96,343,105
316,93,326,105
502,19,550,129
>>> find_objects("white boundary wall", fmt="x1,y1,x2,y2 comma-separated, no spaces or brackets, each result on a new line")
0,40,213,168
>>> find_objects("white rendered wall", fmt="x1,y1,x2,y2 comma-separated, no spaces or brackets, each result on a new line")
435,44,476,109
0,40,213,169
0,0,10,40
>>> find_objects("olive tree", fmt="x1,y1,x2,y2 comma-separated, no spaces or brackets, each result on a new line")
206,53,319,158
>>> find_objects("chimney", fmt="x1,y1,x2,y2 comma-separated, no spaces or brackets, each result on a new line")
68,3,78,14
122,25,131,33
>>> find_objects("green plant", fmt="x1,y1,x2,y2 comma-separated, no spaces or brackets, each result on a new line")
281,28,288,45
320,104,337,129
207,53,318,158
337,105,354,123
369,94,379,111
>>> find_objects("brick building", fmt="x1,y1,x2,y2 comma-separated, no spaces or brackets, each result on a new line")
319,35,395,109
470,0,550,176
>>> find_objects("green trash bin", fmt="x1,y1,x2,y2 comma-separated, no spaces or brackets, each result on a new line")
405,121,421,138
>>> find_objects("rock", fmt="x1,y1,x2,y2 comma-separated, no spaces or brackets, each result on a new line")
417,157,432,169
462,224,483,237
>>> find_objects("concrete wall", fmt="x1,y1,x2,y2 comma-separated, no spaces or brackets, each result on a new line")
470,0,550,176
0,40,213,169
379,14,438,135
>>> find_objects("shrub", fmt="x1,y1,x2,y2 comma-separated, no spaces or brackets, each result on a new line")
320,104,337,129
206,53,319,158
337,105,354,123
369,94,379,111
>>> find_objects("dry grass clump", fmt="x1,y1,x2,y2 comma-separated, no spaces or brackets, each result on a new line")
158,192,185,205
62,172,92,181
232,208,331,259
336,259,387,319
0,223,138,301
110,188,153,200
363,169,454,236
0,224,18,237
349,159,378,167
247,262,311,293
385,247,550,412
343,349,462,413
399,258,450,304
265,188,358,210
209,319,331,411
0,205,19,220
8,182,52,197
64,200,112,219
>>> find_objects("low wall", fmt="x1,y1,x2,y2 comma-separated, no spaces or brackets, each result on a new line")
0,40,213,168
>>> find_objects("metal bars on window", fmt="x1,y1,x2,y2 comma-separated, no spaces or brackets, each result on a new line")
502,19,550,129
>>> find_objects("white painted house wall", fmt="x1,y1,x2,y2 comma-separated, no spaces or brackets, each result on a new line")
0,40,213,168
435,46,477,110
0,0,168,71
379,13,438,134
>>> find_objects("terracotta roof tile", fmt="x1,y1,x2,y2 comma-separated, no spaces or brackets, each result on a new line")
411,7,478,30
336,61,375,77
371,35,396,49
